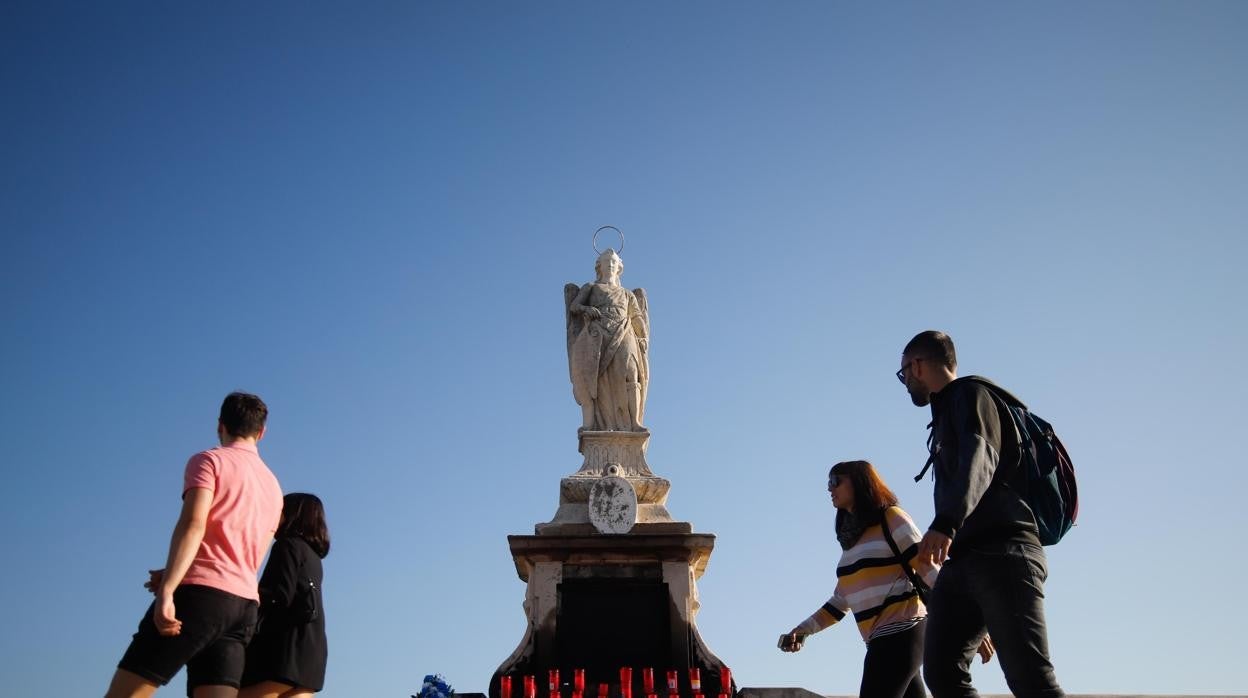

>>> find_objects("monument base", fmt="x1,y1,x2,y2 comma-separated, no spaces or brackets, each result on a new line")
490,533,733,698
537,430,691,535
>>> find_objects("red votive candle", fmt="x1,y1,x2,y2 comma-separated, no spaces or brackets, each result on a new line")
689,669,700,693
501,676,513,698
720,668,731,695
525,676,537,698
550,670,561,696
599,683,609,698
620,668,633,696
572,693,582,698
642,668,655,694
574,670,586,693
666,671,678,693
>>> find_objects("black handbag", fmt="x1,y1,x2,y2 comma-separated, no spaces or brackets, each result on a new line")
879,508,931,604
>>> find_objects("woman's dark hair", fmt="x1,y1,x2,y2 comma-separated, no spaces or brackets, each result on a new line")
830,460,899,529
278,492,330,559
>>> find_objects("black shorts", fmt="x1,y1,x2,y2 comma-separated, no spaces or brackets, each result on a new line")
117,584,258,691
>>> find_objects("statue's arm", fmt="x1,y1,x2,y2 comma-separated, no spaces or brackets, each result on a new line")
569,283,600,319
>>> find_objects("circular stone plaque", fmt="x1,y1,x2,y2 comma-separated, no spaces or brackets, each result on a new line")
588,475,638,534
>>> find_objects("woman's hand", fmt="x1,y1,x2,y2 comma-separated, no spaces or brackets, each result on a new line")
778,631,806,652
144,568,165,594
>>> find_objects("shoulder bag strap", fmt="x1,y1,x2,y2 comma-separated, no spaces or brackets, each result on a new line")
879,508,930,603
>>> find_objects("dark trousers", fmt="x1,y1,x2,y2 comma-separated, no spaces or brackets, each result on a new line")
923,542,1064,698
861,619,926,698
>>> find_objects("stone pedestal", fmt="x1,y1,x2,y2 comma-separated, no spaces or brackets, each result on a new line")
493,421,731,698
490,534,733,698
536,431,690,536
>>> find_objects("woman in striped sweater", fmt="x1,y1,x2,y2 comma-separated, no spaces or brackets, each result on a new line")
779,460,991,698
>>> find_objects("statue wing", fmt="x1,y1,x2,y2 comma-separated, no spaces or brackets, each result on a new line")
632,288,649,340
564,283,582,359
632,288,650,414
567,283,598,403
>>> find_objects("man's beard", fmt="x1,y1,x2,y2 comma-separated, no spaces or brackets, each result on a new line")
908,383,929,407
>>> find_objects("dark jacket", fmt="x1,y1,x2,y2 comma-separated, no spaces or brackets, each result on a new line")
926,376,1040,555
242,536,327,691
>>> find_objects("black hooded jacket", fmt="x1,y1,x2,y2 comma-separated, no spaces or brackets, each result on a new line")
925,375,1040,555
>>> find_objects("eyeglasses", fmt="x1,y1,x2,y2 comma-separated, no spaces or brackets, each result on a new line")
828,474,845,489
896,357,925,384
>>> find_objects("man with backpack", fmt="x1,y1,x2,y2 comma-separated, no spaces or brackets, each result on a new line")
899,331,1065,698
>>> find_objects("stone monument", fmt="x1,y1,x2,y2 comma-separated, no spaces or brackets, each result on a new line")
492,229,733,698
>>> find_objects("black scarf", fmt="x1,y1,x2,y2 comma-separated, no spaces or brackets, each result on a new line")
838,511,868,549
836,508,884,550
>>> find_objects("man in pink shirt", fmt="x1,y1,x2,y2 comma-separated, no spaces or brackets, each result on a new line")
106,392,284,698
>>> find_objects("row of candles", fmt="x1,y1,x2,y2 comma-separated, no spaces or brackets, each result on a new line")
500,667,732,698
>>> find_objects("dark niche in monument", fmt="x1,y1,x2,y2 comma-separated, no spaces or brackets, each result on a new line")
556,571,671,676
490,231,734,698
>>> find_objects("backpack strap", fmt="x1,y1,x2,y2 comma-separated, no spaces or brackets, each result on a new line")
913,454,935,483
879,507,931,603
913,421,936,482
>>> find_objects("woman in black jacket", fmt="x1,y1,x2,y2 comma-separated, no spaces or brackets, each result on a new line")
240,493,330,698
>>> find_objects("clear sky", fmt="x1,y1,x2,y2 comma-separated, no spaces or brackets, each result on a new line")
3,2,1246,696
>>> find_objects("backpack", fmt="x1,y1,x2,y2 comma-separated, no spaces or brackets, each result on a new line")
915,377,1079,546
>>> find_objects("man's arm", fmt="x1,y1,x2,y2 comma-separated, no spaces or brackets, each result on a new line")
152,487,213,636
921,386,1004,564
932,388,1001,532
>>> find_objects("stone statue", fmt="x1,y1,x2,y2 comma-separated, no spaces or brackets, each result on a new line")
565,249,650,432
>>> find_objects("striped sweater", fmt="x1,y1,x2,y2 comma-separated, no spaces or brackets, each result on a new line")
794,506,937,644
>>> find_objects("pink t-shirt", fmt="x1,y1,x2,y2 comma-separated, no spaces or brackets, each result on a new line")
179,441,283,602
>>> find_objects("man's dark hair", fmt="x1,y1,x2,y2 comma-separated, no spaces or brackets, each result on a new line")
903,330,957,370
219,392,268,438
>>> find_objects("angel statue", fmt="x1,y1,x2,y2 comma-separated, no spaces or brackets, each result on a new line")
564,249,650,432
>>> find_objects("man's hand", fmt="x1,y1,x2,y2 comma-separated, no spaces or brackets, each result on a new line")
144,569,165,594
153,593,182,636
977,635,995,664
918,530,953,566
912,556,940,579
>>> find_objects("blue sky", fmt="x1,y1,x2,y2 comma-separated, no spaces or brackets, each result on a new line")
3,2,1246,695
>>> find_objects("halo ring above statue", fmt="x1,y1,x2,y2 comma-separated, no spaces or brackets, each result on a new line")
592,225,625,254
